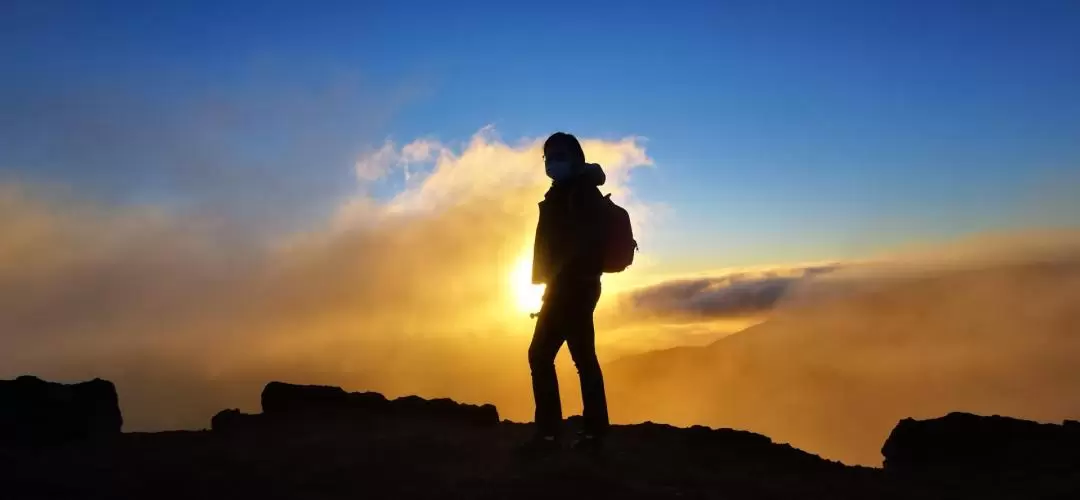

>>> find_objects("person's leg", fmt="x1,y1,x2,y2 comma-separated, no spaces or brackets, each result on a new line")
565,279,609,438
528,294,565,438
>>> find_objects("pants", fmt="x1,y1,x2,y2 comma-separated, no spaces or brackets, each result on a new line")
528,276,609,437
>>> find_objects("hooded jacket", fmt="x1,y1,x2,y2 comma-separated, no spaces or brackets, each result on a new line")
531,163,607,286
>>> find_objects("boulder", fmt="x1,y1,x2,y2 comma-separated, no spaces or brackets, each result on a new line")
390,395,499,427
211,408,261,433
212,382,499,431
261,382,388,416
882,412,1080,475
0,376,123,446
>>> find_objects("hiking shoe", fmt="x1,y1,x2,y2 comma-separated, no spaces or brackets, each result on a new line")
571,432,604,453
515,434,560,457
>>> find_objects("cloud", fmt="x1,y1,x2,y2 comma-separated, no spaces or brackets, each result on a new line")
352,137,441,184
774,229,1080,310
607,229,1080,327
353,141,399,181
401,139,438,163
616,264,840,321
595,229,1080,356
380,128,652,214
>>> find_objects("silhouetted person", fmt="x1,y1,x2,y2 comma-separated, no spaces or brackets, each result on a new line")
522,132,610,453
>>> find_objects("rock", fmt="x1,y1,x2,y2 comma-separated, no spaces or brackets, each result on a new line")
210,382,500,431
0,375,122,446
261,382,347,415
261,382,388,416
389,395,499,427
211,409,260,432
882,412,1080,475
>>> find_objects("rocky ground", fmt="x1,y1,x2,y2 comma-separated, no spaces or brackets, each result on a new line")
4,417,887,500
3,380,1078,499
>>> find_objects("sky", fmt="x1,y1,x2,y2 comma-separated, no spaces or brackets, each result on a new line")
3,0,1078,273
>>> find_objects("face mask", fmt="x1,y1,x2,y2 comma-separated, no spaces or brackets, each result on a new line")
545,160,577,181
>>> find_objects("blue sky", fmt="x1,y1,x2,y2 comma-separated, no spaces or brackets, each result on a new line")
2,0,1079,270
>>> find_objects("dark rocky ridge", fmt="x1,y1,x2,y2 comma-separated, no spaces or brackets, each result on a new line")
3,377,1080,499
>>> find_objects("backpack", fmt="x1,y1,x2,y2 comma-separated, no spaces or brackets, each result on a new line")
601,194,637,273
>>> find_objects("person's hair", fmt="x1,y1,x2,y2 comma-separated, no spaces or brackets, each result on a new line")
543,132,586,165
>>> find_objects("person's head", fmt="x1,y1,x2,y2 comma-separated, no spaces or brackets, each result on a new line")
543,132,586,165
543,132,586,181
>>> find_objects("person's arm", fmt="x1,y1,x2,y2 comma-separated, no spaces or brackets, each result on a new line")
531,200,552,285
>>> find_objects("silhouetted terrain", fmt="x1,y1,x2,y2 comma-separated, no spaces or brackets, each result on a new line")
4,380,1080,499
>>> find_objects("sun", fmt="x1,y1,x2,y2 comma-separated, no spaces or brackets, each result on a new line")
510,254,545,314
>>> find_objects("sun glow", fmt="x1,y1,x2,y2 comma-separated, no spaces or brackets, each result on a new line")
510,254,545,314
